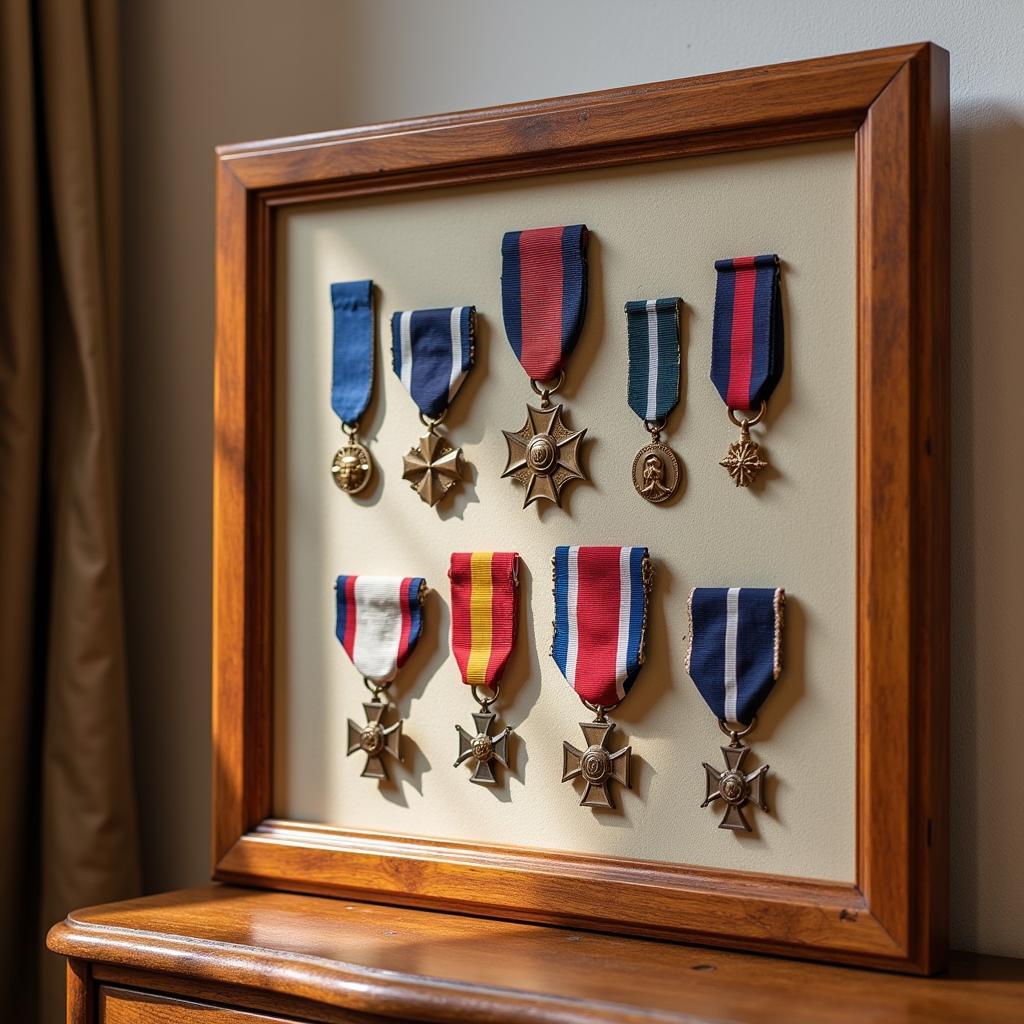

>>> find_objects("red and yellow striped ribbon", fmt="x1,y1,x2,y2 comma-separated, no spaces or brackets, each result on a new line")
449,552,519,687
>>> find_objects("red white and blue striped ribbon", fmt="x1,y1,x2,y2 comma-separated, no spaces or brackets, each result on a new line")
335,575,426,683
686,587,784,725
710,255,784,410
501,224,588,381
552,546,649,707
391,306,474,419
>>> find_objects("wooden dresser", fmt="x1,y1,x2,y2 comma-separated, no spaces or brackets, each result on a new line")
47,885,1023,1023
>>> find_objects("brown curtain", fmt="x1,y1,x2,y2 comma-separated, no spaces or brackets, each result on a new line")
0,0,140,1020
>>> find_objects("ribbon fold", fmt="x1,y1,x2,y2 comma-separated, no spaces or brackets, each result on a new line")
686,587,785,725
552,546,650,707
626,297,682,422
336,575,426,683
331,280,374,425
501,224,588,381
391,306,475,418
449,552,519,688
710,255,783,410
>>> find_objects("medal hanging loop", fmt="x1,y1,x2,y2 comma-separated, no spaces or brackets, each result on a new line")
626,298,683,504
687,587,784,830
391,306,475,507
450,552,520,787
336,575,427,782
500,225,590,508
711,255,784,488
330,280,376,495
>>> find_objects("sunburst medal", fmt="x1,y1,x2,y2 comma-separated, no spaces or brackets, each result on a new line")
710,255,784,488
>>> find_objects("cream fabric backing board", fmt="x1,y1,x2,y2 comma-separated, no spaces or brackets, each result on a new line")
273,139,856,882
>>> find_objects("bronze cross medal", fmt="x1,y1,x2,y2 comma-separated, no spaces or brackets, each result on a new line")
702,739,769,831
562,720,631,808
454,712,512,786
347,702,402,780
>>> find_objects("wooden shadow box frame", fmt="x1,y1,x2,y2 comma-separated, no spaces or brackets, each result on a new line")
212,44,949,974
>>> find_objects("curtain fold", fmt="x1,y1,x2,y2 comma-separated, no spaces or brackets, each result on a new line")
0,1,140,1020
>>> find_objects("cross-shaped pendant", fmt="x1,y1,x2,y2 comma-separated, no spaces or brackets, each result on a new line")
702,741,769,831
347,701,402,780
562,720,631,808
453,711,512,786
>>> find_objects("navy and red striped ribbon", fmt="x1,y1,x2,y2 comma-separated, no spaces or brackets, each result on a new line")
501,224,588,381
710,255,784,410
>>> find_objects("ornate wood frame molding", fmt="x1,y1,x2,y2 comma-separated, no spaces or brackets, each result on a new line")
212,44,949,973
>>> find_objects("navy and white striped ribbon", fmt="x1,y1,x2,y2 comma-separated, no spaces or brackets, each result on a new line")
686,588,785,725
390,306,475,419
625,298,681,422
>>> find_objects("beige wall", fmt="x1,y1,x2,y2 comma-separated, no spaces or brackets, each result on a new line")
121,0,1024,956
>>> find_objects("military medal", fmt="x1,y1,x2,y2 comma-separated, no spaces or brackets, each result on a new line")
626,297,683,503
449,552,520,786
329,280,376,494
686,587,785,831
391,306,475,507
711,255,784,487
552,546,652,809
334,575,427,781
500,224,589,508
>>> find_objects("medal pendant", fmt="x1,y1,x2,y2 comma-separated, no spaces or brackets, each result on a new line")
562,717,631,809
720,408,768,488
332,441,373,494
454,711,512,786
403,431,462,507
347,701,403,780
502,401,587,508
633,440,680,503
702,737,769,831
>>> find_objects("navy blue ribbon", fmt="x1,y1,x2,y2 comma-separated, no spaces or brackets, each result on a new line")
501,224,588,381
330,280,374,426
687,587,785,725
625,298,681,422
391,306,475,419
710,255,783,410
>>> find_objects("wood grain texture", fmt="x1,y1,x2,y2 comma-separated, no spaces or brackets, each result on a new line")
100,986,291,1023
67,958,93,1024
49,887,1022,1024
212,44,950,972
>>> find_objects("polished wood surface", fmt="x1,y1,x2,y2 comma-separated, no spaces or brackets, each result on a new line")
213,43,950,971
49,887,1021,1024
100,987,290,1023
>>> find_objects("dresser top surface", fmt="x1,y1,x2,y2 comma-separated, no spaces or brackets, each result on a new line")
48,885,1023,1024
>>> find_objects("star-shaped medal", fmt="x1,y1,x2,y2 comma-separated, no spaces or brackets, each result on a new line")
562,721,631,808
702,742,769,831
403,432,462,506
502,404,586,508
720,424,768,487
347,702,402,780
454,711,512,786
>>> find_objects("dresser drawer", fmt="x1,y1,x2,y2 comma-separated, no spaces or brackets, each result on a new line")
99,987,298,1023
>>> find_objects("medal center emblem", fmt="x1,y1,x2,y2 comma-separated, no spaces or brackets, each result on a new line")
720,770,748,805
359,724,385,756
581,746,611,783
526,434,558,475
471,734,494,762
332,443,372,494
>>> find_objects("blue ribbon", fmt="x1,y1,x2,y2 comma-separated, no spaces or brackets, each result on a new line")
330,280,374,426
687,588,785,725
710,255,783,410
625,298,681,422
391,306,475,419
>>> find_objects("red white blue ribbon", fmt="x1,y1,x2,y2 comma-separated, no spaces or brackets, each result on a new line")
552,546,649,707
391,307,474,419
335,575,426,683
710,255,783,410
686,587,784,725
501,224,588,381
